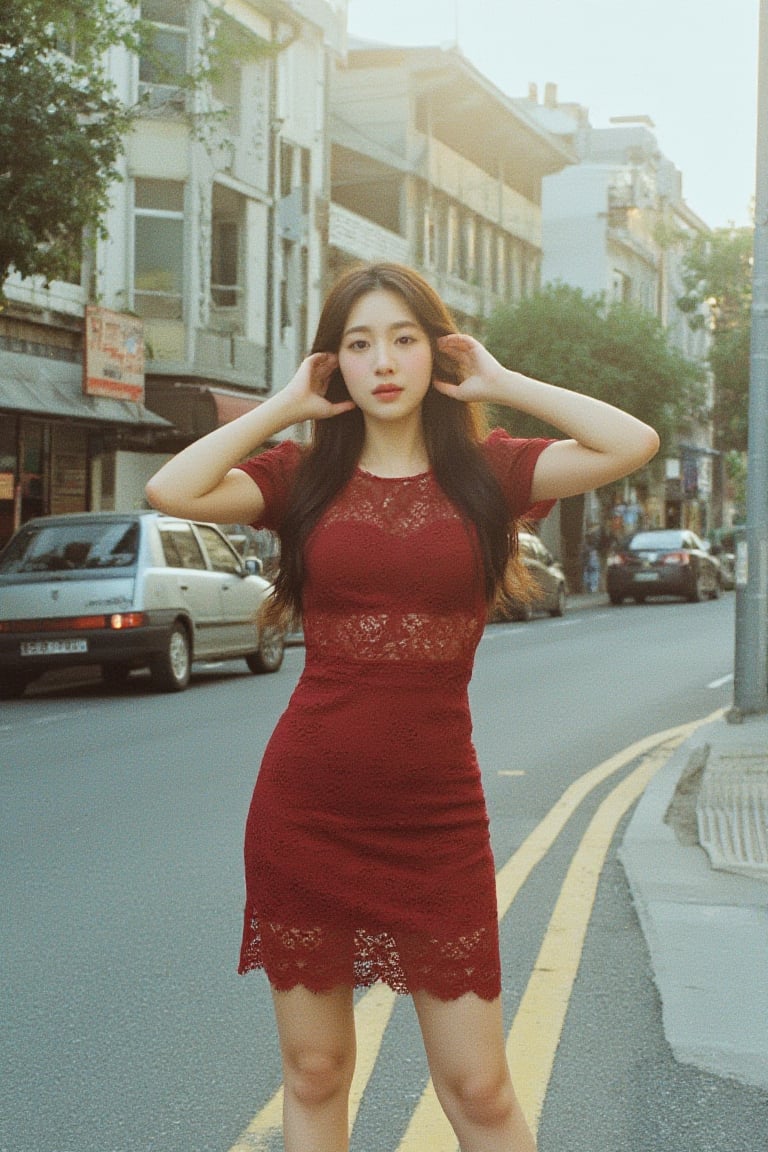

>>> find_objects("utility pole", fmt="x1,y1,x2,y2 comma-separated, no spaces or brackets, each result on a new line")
731,0,768,718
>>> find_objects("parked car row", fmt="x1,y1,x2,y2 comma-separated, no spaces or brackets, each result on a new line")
0,513,736,700
0,511,284,699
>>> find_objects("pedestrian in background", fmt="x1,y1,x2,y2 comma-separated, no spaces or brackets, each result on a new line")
146,262,658,1152
581,525,602,593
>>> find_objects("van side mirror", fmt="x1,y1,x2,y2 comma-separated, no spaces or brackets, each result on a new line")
244,556,263,576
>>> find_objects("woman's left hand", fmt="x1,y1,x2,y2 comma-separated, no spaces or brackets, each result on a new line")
433,334,506,403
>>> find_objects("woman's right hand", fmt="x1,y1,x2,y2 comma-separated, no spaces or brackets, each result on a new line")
145,353,356,524
281,352,356,422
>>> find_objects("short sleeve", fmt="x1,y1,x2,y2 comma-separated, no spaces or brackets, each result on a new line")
235,439,303,532
482,427,558,521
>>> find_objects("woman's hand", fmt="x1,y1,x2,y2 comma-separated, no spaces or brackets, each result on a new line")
433,334,508,404
279,352,357,422
434,333,659,503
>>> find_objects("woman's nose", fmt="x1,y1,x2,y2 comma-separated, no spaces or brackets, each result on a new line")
373,342,394,372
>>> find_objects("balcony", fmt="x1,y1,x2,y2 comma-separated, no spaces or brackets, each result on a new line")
328,203,409,265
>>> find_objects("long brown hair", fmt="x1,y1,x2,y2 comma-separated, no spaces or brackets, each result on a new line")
268,263,527,626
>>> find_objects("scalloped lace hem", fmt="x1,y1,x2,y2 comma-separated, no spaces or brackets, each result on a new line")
238,915,501,1002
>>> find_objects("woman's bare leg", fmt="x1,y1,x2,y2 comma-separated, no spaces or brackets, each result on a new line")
271,983,356,1152
413,989,536,1152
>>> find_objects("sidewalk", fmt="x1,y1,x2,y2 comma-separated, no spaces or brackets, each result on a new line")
619,710,768,1090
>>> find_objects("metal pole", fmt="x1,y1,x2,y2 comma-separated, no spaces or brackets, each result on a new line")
732,0,768,718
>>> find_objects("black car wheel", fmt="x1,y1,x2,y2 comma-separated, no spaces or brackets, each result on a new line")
609,592,624,605
246,626,285,674
687,575,704,603
150,622,191,692
709,574,721,600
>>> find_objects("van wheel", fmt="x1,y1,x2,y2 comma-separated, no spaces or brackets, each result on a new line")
246,626,285,674
150,623,191,692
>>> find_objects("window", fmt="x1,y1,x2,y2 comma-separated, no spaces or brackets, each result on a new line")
134,179,185,319
447,206,460,277
160,524,206,569
211,220,239,309
139,0,189,86
461,214,476,281
210,184,244,310
197,525,241,574
611,269,631,304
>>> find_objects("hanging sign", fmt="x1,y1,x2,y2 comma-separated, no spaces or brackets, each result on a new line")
84,306,145,403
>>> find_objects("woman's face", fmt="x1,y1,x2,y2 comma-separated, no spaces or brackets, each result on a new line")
337,289,433,422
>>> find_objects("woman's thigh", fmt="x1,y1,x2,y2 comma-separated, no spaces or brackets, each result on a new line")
271,983,357,1071
412,989,508,1084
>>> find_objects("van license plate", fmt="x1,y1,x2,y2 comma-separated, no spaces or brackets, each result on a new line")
20,639,89,656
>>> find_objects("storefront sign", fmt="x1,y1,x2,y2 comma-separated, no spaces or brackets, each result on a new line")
84,306,145,402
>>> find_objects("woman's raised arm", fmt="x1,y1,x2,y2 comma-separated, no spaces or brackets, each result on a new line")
145,352,353,524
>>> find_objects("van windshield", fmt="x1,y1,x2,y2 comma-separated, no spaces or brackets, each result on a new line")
0,521,139,574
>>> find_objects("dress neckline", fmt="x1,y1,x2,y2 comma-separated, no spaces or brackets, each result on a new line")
355,466,432,481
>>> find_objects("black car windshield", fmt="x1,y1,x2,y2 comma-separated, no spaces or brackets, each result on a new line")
0,521,139,574
629,531,684,551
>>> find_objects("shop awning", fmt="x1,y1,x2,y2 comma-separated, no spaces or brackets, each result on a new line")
144,381,264,437
0,350,170,427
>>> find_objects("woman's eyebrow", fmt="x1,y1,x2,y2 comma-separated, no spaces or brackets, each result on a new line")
343,320,421,336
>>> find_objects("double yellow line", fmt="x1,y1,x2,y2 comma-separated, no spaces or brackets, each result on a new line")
229,710,723,1151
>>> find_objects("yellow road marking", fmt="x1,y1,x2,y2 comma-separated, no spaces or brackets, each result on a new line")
395,710,723,1151
230,710,723,1151
507,739,681,1135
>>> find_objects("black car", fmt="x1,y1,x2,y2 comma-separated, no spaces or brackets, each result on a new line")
606,529,721,605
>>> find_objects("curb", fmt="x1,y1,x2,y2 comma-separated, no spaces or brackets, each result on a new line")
619,720,768,1089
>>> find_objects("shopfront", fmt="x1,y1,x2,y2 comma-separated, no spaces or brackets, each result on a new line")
0,349,171,549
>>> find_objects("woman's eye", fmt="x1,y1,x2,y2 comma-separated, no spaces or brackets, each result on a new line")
348,339,368,351
396,335,415,345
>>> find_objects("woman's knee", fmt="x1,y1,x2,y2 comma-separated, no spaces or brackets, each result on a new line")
282,1042,355,1109
440,1063,515,1128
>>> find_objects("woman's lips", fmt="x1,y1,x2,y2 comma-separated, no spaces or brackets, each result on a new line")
372,385,403,399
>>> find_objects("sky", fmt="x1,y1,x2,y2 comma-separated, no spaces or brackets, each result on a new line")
346,0,759,230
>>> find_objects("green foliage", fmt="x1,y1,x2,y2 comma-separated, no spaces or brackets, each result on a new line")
678,226,753,451
483,283,705,455
0,0,143,286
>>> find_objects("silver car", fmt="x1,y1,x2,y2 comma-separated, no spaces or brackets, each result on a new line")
0,511,284,698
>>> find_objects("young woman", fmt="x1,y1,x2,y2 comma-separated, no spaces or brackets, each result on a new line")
146,263,659,1152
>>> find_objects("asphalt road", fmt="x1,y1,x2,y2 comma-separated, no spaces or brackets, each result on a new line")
2,593,766,1152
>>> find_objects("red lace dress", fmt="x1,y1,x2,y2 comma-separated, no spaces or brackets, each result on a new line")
236,429,554,1000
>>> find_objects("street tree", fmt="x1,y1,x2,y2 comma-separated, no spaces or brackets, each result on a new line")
483,283,706,588
0,0,140,289
678,225,753,453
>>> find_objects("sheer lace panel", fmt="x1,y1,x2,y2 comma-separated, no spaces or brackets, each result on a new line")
322,470,459,538
306,610,482,664
240,914,501,1001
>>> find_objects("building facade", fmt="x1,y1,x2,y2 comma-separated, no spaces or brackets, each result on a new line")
327,44,576,329
527,88,716,539
0,0,345,547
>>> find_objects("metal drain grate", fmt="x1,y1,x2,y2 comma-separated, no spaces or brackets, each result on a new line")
696,752,768,882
